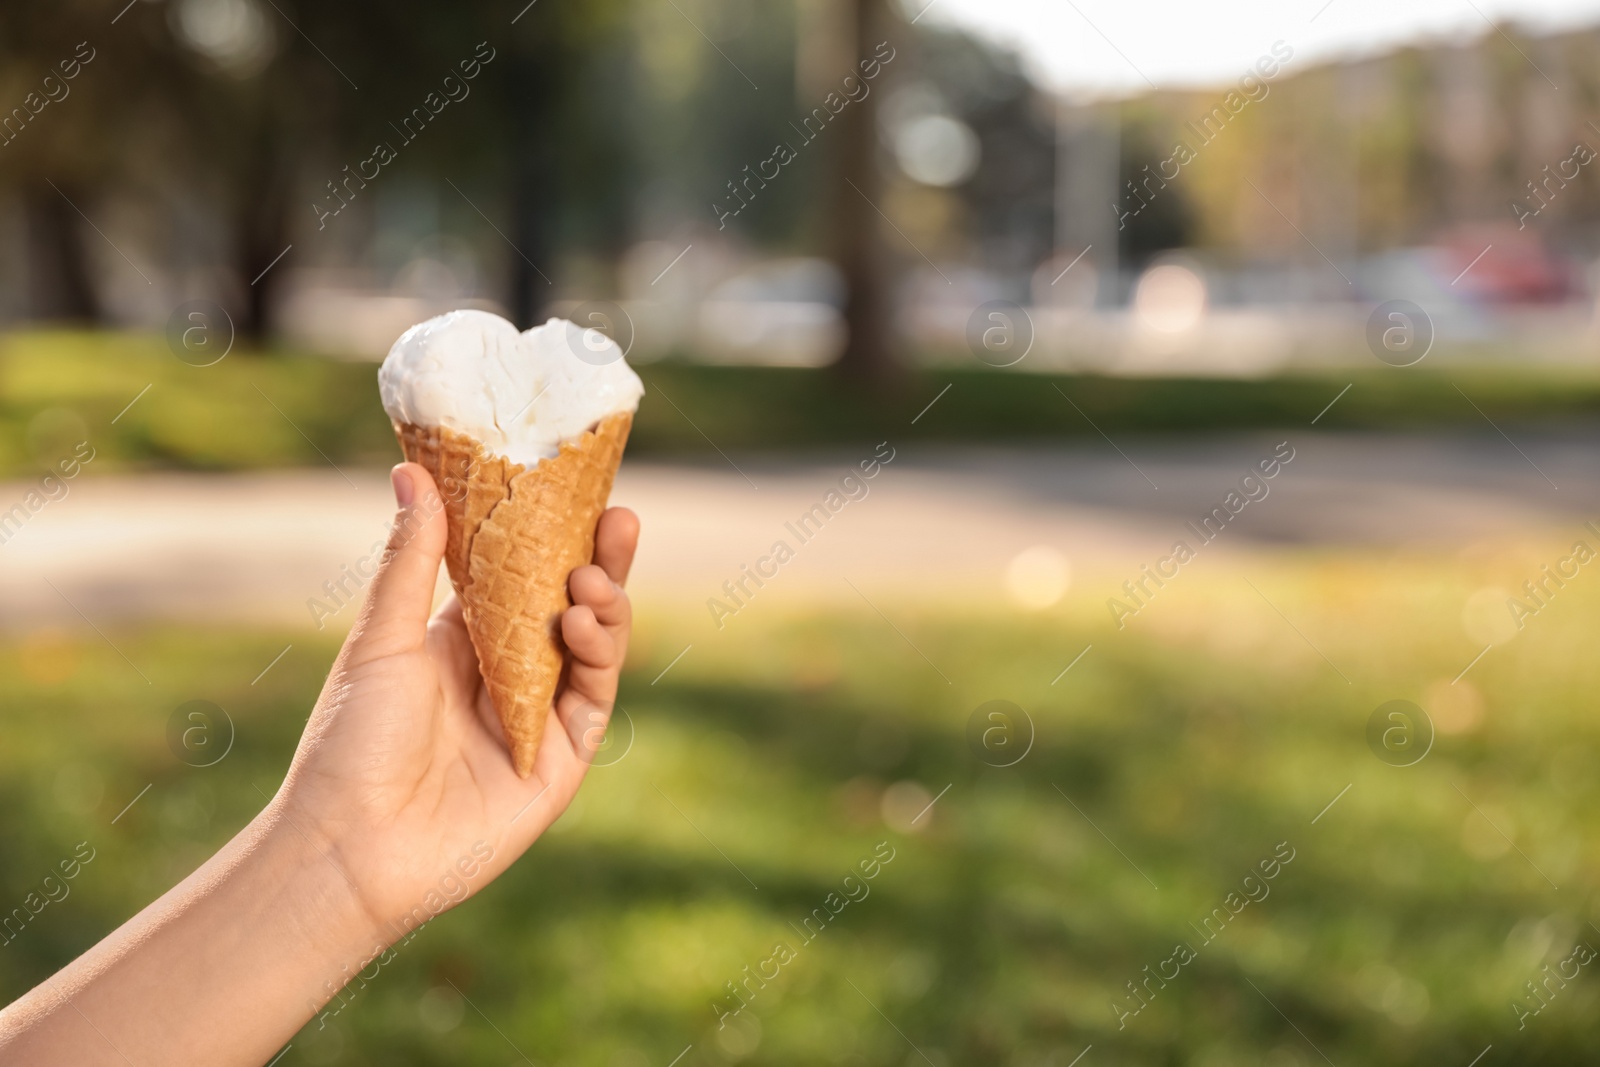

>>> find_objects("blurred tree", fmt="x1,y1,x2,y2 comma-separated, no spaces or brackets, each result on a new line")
1114,119,1195,268
625,0,803,246
21,180,100,322
0,0,349,335
832,0,900,386
160,0,340,340
300,0,635,328
0,1,120,322
0,0,638,336
913,25,1055,281
504,0,637,326
506,16,562,329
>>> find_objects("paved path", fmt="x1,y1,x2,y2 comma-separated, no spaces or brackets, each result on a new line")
0,430,1591,628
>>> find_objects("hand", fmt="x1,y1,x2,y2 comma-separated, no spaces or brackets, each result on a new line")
0,463,638,1066
270,462,639,943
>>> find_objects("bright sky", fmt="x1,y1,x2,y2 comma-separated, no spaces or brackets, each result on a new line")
913,0,1600,95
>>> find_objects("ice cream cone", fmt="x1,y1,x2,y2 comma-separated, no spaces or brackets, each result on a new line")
394,410,633,777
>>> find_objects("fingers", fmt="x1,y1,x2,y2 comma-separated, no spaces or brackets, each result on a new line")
569,564,631,631
554,518,637,744
593,507,640,587
486,535,639,827
346,464,448,663
552,686,614,770
566,563,631,674
561,603,621,674
559,576,630,714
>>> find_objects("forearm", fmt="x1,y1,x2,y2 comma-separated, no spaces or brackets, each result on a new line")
0,804,382,1067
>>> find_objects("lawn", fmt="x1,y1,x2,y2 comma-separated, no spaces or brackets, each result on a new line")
4,328,1600,480
2,545,1597,1065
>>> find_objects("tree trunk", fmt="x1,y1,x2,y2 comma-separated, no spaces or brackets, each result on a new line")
235,152,291,342
508,21,561,329
831,0,901,387
24,180,100,323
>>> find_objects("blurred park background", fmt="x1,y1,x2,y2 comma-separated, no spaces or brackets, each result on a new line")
6,0,1600,1064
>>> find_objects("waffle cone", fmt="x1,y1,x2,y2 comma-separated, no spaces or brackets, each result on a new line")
394,411,633,777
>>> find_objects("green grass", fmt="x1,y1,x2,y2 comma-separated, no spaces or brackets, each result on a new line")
3,545,1599,1064
4,328,1600,480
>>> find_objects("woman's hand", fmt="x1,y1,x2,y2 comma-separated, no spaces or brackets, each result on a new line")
0,461,639,1067
268,462,639,941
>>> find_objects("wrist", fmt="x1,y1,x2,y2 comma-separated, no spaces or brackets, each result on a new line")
245,805,393,995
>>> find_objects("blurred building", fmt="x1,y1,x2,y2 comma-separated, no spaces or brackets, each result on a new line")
996,20,1600,373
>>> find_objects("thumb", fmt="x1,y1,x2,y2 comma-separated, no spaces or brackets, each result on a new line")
347,463,448,661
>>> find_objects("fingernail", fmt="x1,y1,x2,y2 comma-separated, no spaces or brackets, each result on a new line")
391,465,415,507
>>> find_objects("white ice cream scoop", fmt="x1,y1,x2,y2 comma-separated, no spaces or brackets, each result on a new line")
378,309,644,467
